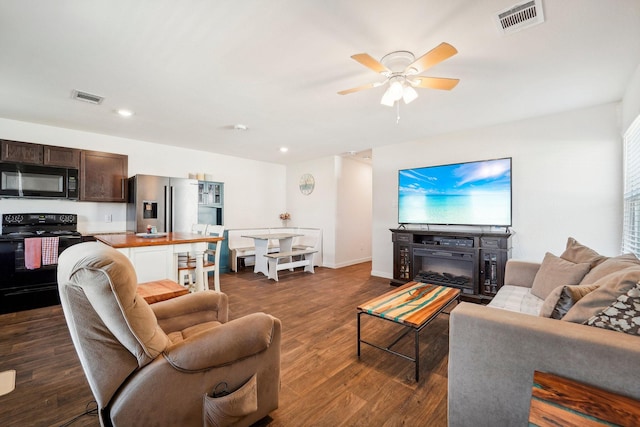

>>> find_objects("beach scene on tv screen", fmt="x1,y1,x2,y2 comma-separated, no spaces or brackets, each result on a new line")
398,158,511,226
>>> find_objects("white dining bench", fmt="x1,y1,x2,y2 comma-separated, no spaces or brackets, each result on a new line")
227,227,323,271
263,249,317,281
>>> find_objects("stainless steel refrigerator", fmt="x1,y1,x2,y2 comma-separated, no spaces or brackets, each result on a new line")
127,174,199,233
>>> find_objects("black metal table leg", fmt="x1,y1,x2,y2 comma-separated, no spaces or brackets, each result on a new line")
357,311,361,358
415,328,420,381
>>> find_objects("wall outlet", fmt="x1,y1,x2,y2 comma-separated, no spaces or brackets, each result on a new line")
105,214,112,223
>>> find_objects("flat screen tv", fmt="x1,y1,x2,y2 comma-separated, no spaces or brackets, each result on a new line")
398,157,512,226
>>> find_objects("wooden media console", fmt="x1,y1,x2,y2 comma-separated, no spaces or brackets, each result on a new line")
391,229,512,302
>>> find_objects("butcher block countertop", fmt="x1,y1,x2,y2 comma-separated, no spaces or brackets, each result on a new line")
94,232,223,248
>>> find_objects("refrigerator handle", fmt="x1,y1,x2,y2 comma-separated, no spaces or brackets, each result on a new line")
164,185,171,233
170,185,176,232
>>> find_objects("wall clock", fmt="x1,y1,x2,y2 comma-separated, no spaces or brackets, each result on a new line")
299,173,315,195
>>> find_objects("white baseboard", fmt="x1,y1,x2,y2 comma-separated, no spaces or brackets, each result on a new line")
370,270,392,279
328,256,372,269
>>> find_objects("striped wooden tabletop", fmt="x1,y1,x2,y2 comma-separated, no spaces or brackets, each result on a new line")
358,282,460,328
529,371,640,426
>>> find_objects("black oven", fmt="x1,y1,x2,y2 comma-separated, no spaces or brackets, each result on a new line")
0,163,79,199
0,213,82,313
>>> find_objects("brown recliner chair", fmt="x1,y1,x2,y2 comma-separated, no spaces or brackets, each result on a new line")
57,242,281,427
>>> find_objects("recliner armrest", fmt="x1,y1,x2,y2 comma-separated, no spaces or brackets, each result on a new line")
151,291,229,333
504,260,540,288
163,312,280,370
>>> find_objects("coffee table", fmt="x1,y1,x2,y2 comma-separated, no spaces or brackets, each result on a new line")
357,281,460,381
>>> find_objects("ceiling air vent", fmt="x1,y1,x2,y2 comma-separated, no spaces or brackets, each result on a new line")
71,89,104,105
494,0,545,35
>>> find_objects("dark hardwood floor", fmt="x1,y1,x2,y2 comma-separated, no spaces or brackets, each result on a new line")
0,262,452,426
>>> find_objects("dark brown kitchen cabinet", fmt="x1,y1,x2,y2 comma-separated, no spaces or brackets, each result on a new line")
43,145,80,168
1,139,80,168
1,139,44,164
80,150,128,202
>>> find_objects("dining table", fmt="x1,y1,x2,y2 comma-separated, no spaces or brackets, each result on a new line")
94,232,223,292
241,232,302,276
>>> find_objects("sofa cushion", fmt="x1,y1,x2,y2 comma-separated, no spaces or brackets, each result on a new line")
530,253,590,300
539,283,600,319
585,282,640,335
563,267,640,323
579,253,640,285
488,285,544,316
560,237,607,269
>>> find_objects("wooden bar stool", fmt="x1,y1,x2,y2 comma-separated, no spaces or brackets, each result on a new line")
180,225,225,292
177,223,208,290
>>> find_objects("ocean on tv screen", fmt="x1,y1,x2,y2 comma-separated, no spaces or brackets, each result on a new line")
398,158,511,226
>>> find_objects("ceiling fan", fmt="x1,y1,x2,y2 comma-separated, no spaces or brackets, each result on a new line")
338,42,459,107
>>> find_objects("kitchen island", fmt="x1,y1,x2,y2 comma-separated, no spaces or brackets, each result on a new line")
94,232,223,292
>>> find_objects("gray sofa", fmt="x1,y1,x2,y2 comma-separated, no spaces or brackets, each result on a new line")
448,238,640,426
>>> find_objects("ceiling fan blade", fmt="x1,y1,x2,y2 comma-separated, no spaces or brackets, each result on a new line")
411,77,460,90
407,42,458,74
337,82,379,95
351,53,390,74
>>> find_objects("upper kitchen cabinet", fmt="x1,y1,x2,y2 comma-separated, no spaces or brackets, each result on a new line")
1,139,80,168
1,139,44,164
43,145,80,168
80,150,128,202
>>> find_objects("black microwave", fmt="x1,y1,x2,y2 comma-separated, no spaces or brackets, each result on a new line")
0,163,79,199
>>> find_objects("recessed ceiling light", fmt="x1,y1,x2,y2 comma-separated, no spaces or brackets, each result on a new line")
280,147,288,153
117,109,133,117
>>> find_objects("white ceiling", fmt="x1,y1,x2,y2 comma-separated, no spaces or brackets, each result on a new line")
1,0,639,164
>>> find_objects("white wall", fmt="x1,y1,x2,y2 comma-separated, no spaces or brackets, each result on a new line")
623,64,640,132
285,155,373,268
0,118,286,234
335,156,372,267
371,102,623,279
286,156,337,267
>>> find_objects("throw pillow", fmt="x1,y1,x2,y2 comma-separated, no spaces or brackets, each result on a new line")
530,253,591,300
539,283,600,319
585,282,640,335
562,267,640,323
579,253,640,285
560,237,607,269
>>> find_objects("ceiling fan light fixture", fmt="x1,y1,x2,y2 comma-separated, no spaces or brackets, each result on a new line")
402,85,418,104
380,87,396,107
381,77,406,106
389,79,404,100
